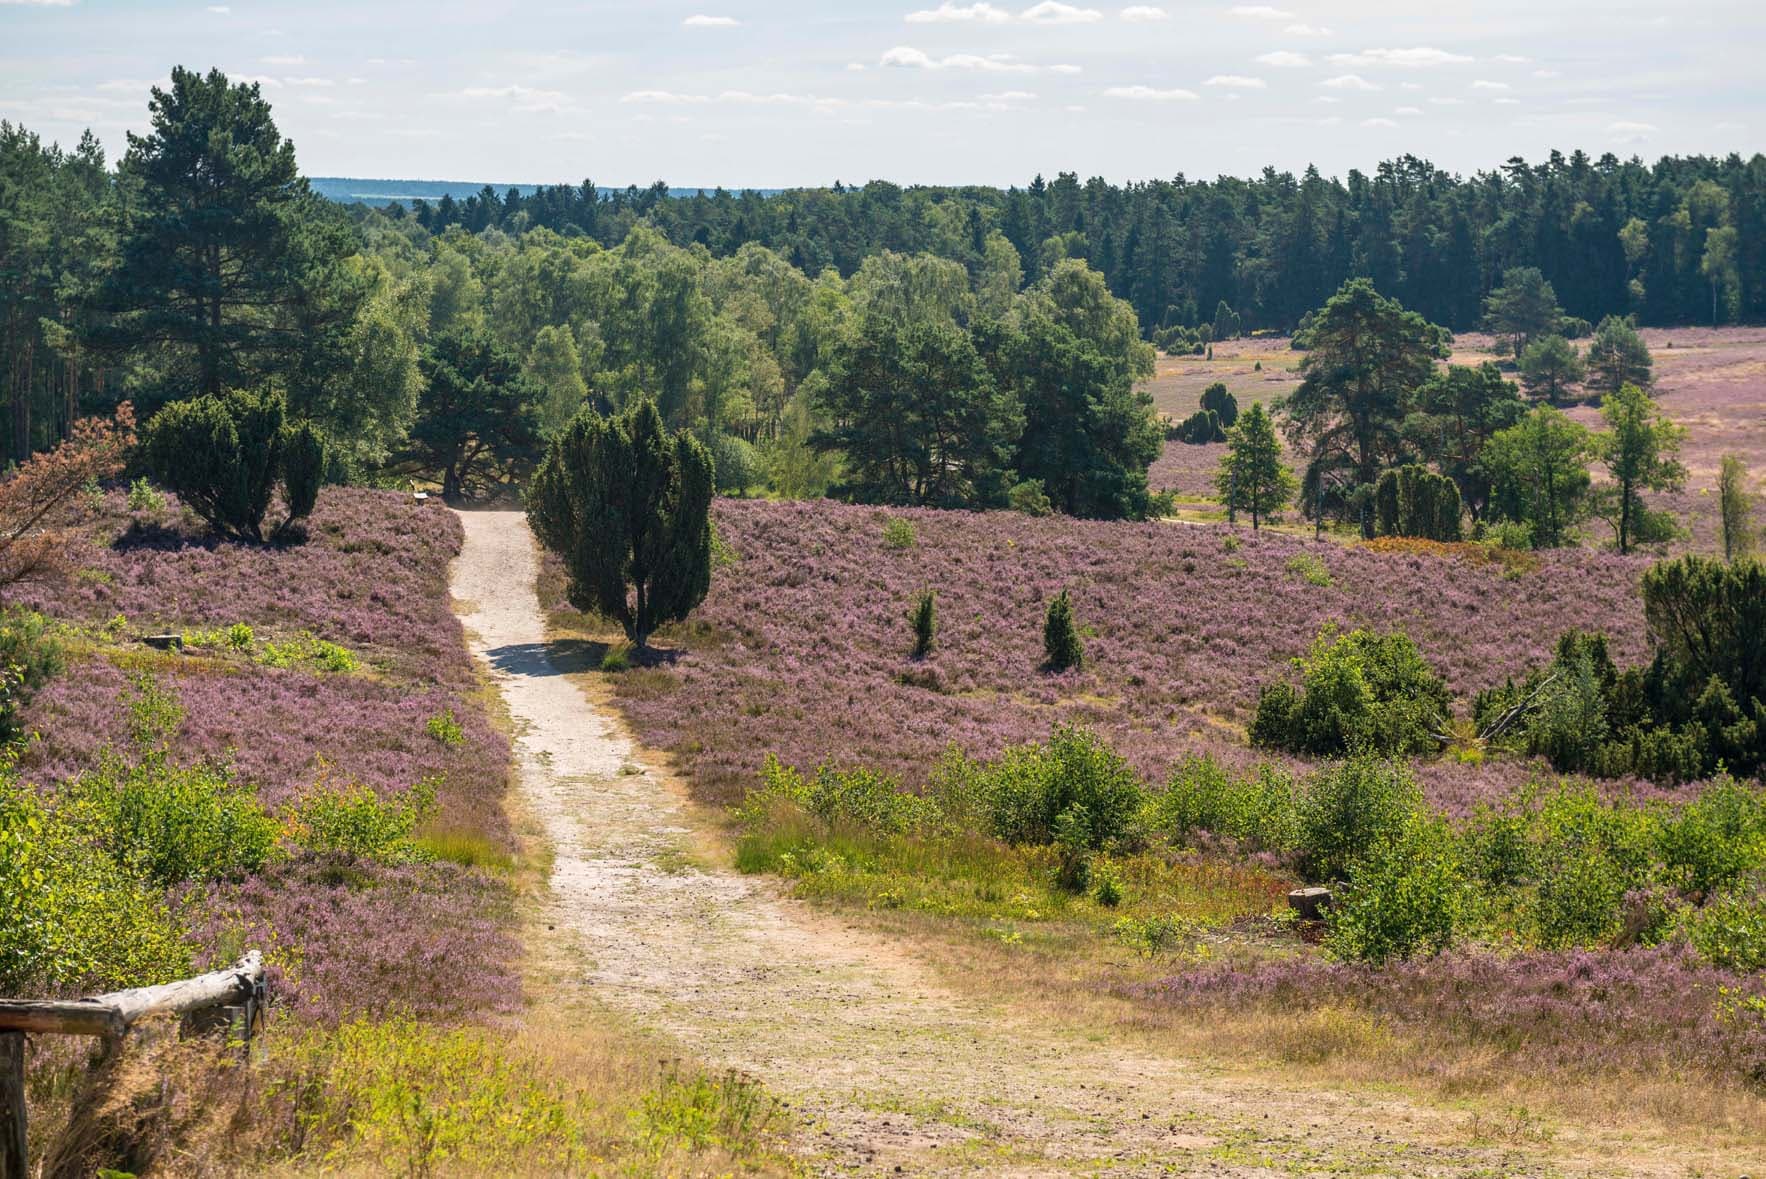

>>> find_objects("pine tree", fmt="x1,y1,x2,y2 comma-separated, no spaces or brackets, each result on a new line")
528,399,714,649
910,588,937,659
1216,403,1295,531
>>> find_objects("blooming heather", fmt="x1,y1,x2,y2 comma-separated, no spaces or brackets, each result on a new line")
576,498,1656,815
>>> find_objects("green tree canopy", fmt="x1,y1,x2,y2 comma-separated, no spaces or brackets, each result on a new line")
400,330,544,500
1586,315,1653,395
1482,266,1563,357
528,399,714,649
1593,383,1685,554
95,67,361,405
813,318,1020,508
1402,361,1524,521
1283,279,1451,534
1483,405,1594,548
1216,402,1295,531
1518,335,1586,405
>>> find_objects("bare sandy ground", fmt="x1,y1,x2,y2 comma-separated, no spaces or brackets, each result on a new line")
451,508,1735,1177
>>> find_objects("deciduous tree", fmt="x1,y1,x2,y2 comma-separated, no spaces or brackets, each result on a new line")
1215,403,1294,531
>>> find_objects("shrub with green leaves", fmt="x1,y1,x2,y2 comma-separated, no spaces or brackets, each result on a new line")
141,387,327,542
1250,627,1450,757
1372,465,1463,541
287,777,438,864
1680,882,1766,973
0,778,191,994
127,476,167,513
1008,478,1053,517
1325,818,1466,964
1295,757,1425,884
1042,589,1084,672
1173,408,1226,445
881,516,917,550
0,607,63,744
71,754,281,885
1152,754,1298,854
744,756,938,836
934,725,1143,851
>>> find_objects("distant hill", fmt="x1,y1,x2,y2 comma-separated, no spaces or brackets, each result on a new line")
309,177,785,207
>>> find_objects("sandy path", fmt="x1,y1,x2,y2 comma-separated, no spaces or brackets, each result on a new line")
451,509,1710,1177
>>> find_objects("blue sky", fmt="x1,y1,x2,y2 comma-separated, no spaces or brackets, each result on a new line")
2,0,1761,186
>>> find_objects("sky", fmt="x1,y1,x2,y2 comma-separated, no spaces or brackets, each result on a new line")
2,0,1762,188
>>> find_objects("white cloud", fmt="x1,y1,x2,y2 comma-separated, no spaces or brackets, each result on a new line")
1395,105,1422,115
906,2,1011,21
1609,120,1656,140
1228,5,1292,18
459,84,570,111
1284,22,1332,36
1428,96,1464,105
1361,117,1396,127
1050,63,1083,74
621,90,708,104
1022,2,1103,23
846,61,866,71
262,54,306,66
1313,95,1339,104
1471,79,1510,90
1102,84,1198,100
285,76,335,87
1120,4,1166,19
1205,74,1266,89
1321,74,1379,90
205,4,230,12
979,89,1036,100
1493,97,1520,104
682,14,740,27
96,77,164,92
1255,50,1310,67
1493,54,1531,63
1533,68,1560,79
881,46,1037,71
1328,47,1472,68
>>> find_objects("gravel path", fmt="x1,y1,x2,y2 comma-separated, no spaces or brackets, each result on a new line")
451,508,1720,1177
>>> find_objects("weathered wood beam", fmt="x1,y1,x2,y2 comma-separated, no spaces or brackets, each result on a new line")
0,952,263,1039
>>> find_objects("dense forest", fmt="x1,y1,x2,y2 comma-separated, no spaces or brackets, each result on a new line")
398,152,1766,338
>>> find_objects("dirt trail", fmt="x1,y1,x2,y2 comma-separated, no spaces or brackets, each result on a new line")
451,509,1709,1177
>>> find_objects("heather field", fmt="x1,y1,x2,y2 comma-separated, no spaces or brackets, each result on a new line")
1149,326,1766,552
562,498,1660,817
16,488,521,1024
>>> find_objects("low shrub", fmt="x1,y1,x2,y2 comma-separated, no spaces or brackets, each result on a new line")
425,709,466,747
935,725,1144,851
0,607,62,743
744,756,937,837
1284,553,1332,587
286,777,438,864
1250,626,1451,758
1296,757,1424,884
909,588,936,659
1152,754,1297,854
126,476,166,513
72,753,282,885
1680,881,1766,973
1008,479,1053,516
1325,818,1467,964
881,516,916,550
259,632,357,673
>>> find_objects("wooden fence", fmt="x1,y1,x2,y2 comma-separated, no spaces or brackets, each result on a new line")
0,951,265,1179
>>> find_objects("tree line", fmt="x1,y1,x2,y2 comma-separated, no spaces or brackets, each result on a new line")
396,150,1766,338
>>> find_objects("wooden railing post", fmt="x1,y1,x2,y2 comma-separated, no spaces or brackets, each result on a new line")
1,1031,24,1179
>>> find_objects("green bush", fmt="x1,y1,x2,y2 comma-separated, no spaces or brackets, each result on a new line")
746,756,936,836
1296,757,1424,884
1173,408,1226,445
1655,776,1766,900
705,431,761,496
936,725,1143,851
0,779,191,994
425,709,466,748
1680,882,1766,972
287,777,437,864
1325,819,1466,964
1008,478,1053,517
1251,627,1450,758
1199,382,1238,428
909,588,936,659
259,632,357,672
0,607,63,744
1152,754,1297,853
1042,589,1084,672
72,755,281,885
142,387,328,542
127,476,166,513
881,516,916,550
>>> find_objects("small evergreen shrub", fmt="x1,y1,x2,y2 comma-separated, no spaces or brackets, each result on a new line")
142,387,328,542
1373,465,1463,541
1042,589,1084,672
1173,408,1227,444
1199,382,1239,428
909,588,936,659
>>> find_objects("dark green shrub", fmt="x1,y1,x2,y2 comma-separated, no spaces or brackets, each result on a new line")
1042,589,1083,672
909,588,936,659
705,431,761,495
1295,757,1424,884
1199,382,1238,428
1173,408,1226,444
1325,819,1466,964
1008,478,1053,516
1250,627,1450,757
0,607,62,744
1372,464,1462,541
1656,776,1766,900
938,725,1143,850
286,777,437,864
142,388,326,541
281,419,326,522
